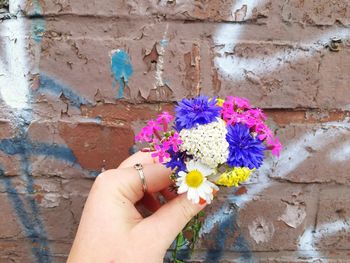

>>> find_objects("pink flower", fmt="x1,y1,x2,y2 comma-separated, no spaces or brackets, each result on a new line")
135,126,153,142
247,108,267,121
240,112,257,128
221,97,252,122
157,111,174,123
146,120,162,140
166,132,183,152
221,99,234,122
147,120,161,131
233,97,251,110
267,136,282,157
156,111,174,131
151,144,170,163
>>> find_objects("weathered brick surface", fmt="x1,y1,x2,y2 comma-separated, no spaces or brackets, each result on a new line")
1,0,350,262
23,0,272,22
282,0,350,26
27,16,350,108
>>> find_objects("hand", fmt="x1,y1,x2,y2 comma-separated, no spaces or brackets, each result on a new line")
67,151,205,263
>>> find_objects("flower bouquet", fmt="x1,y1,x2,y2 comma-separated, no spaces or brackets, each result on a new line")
135,95,282,261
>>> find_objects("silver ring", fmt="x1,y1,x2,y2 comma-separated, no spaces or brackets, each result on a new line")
134,163,147,192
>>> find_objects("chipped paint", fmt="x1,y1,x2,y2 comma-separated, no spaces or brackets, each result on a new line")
248,217,275,244
279,203,306,228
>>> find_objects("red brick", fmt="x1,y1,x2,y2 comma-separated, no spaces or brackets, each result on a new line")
81,102,174,122
58,120,134,170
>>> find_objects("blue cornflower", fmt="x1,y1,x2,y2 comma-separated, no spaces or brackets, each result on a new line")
175,95,221,131
226,123,265,169
165,149,186,173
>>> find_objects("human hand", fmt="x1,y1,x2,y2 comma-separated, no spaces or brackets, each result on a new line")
67,151,206,263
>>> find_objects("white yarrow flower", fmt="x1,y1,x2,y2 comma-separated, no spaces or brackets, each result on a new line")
179,118,229,168
176,160,219,204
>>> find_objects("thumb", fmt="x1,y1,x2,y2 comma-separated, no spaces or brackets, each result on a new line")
137,194,206,248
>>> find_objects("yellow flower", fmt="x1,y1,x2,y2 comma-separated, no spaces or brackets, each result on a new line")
216,98,225,107
208,97,225,107
215,167,254,187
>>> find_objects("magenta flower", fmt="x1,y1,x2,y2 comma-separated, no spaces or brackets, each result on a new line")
233,97,251,110
240,112,258,128
135,126,153,142
256,124,272,141
248,108,267,121
221,100,234,123
151,144,170,163
157,111,174,123
221,97,251,123
147,120,161,131
146,120,162,140
166,132,183,152
267,136,282,157
157,111,174,131
227,112,245,125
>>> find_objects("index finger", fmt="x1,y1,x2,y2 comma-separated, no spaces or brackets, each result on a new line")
118,151,158,168
114,163,173,204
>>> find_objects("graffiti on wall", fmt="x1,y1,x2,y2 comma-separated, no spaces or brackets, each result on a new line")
0,0,349,262
198,1,350,262
0,1,98,262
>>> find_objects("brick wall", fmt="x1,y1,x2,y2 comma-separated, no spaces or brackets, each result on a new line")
0,0,349,262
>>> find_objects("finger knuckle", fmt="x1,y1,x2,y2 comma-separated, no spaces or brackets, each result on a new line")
94,169,119,186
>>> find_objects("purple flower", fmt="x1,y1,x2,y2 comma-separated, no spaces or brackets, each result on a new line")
165,149,186,173
226,123,265,169
175,95,221,130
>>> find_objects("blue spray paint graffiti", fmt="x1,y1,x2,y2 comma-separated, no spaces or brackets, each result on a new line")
0,110,77,263
31,18,46,43
38,73,92,108
160,39,169,47
110,50,133,99
0,1,100,261
0,167,51,262
205,212,253,263
0,110,98,262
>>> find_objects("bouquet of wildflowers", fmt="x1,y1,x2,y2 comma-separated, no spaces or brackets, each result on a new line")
135,95,282,260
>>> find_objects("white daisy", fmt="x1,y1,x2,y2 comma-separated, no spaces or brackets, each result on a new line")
176,160,219,204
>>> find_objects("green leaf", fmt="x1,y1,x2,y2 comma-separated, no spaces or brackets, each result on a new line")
176,232,185,248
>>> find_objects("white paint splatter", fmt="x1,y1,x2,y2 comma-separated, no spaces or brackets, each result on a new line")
329,140,350,163
0,0,30,110
298,220,350,260
214,27,350,82
274,125,348,179
248,217,275,244
154,23,169,89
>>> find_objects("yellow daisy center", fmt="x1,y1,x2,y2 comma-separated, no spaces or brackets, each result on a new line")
185,170,204,188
